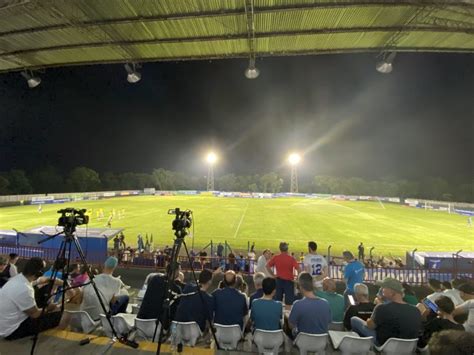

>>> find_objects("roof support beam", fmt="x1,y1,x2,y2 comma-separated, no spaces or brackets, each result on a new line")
0,25,471,59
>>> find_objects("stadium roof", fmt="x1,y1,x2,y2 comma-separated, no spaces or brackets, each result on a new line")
0,0,473,73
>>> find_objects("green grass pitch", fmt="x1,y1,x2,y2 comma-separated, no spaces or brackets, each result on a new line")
0,195,472,258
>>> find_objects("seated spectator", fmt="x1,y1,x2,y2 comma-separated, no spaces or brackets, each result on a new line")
453,283,474,332
236,274,248,296
402,283,418,305
8,253,19,278
351,277,421,346
0,257,62,340
212,270,248,330
343,283,375,330
226,253,239,272
0,256,9,287
175,271,185,289
81,257,128,321
442,281,452,291
249,272,265,309
251,278,282,331
418,296,465,348
316,278,344,322
287,272,331,339
426,279,444,302
443,278,465,306
428,329,474,355
137,265,182,325
71,264,90,287
174,269,214,332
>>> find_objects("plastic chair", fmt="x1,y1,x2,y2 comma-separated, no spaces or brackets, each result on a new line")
173,321,202,347
328,330,373,355
375,338,418,355
294,332,328,355
328,321,344,331
135,318,161,342
65,310,100,334
99,314,114,338
112,314,134,337
253,329,285,354
214,323,242,350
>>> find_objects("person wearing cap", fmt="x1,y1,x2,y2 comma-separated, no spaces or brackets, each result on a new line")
266,242,300,307
80,256,128,321
453,283,474,332
212,270,248,330
342,250,365,308
351,277,421,346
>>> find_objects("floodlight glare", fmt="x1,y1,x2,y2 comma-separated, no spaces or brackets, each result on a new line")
244,66,260,79
125,63,141,83
21,71,41,89
288,153,301,166
206,152,217,165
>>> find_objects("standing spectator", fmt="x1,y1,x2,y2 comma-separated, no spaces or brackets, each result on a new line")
0,257,62,340
358,243,365,261
247,249,256,273
256,249,272,277
250,242,255,253
175,269,215,332
286,272,331,339
216,243,224,258
303,241,328,290
251,278,282,331
266,242,300,307
137,234,144,252
426,279,445,302
119,232,126,249
342,250,365,308
249,272,265,309
453,283,474,332
226,253,239,272
113,235,120,257
316,278,345,322
418,296,465,348
351,277,421,346
80,257,128,321
343,283,375,330
212,271,248,330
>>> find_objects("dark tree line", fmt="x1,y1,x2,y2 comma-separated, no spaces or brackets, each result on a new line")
0,167,472,202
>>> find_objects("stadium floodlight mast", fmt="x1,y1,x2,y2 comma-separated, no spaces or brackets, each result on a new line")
20,70,41,88
376,52,396,74
288,152,301,193
206,152,217,191
124,63,141,83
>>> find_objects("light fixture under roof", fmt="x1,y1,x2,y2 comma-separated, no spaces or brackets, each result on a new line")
21,70,41,88
124,63,141,83
376,52,396,74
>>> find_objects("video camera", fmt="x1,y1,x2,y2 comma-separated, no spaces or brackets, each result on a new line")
57,208,89,227
168,208,192,238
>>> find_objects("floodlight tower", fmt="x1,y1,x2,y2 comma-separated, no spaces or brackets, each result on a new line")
206,152,217,191
288,153,301,193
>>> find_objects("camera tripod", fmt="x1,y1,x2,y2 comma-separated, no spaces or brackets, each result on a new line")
30,213,137,354
154,208,219,355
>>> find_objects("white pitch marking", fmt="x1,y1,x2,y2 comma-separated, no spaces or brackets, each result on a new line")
233,203,249,239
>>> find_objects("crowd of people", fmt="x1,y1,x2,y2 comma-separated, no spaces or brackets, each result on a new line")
0,241,473,354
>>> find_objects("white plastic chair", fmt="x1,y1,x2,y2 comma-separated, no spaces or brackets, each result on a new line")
99,314,114,338
328,330,373,355
375,338,418,355
253,329,285,354
328,321,344,331
135,318,161,342
173,321,202,347
65,310,100,334
294,332,328,355
112,314,134,337
214,323,243,350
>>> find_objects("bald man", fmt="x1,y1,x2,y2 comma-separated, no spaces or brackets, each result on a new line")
212,270,248,329
316,277,345,322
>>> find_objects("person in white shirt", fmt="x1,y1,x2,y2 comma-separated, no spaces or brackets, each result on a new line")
80,256,127,321
0,257,62,340
453,283,474,332
303,241,328,290
256,249,272,277
443,278,466,306
426,279,445,302
8,253,19,278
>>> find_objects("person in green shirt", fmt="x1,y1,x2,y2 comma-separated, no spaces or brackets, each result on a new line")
315,278,345,322
402,283,419,305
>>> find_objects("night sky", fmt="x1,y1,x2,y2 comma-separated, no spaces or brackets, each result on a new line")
0,53,472,180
